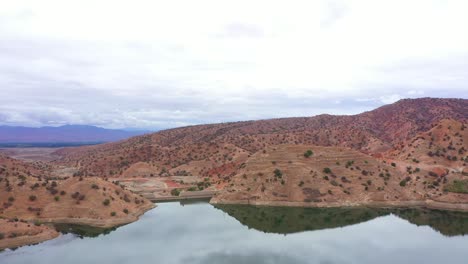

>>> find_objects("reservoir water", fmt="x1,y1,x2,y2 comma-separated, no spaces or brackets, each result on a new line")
2,201,468,264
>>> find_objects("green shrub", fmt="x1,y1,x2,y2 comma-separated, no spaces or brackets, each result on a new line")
29,195,37,201
273,169,283,178
103,199,110,206
110,212,116,216
171,188,180,196
54,196,60,201
123,209,129,214
304,150,313,158
399,180,407,187
323,168,332,174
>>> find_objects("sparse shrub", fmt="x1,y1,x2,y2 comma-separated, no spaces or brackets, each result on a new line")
123,208,129,214
103,199,110,206
323,168,332,174
273,169,283,178
171,188,180,196
29,195,37,201
304,150,313,158
8,196,14,202
0,233,4,240
110,212,116,216
399,180,407,187
391,162,396,167
54,196,60,201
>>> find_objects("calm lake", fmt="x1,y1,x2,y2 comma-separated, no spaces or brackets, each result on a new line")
2,201,468,264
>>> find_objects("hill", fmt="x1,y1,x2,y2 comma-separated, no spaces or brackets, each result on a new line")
0,154,154,249
53,98,467,180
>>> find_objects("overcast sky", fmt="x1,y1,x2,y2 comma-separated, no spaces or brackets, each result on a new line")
0,0,467,129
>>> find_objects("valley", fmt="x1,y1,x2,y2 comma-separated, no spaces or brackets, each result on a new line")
0,97,467,250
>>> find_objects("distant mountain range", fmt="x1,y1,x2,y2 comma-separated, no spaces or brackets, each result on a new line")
0,125,150,144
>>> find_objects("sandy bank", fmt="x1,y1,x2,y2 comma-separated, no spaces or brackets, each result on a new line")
38,202,156,228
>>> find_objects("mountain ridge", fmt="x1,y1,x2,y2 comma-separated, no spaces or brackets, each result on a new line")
0,125,151,143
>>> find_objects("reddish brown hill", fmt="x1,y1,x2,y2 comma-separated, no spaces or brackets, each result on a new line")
211,144,468,209
0,155,153,228
387,119,467,169
53,98,467,179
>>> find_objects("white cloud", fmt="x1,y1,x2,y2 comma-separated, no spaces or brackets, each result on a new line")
0,0,467,128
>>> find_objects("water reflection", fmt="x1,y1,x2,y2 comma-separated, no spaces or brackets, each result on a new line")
215,205,468,236
3,202,468,264
53,223,117,238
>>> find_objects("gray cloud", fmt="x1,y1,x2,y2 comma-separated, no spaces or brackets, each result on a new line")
0,1,467,129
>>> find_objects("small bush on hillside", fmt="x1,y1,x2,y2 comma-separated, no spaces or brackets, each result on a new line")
54,196,60,201
323,168,332,174
399,180,407,187
103,199,110,206
110,212,116,216
0,233,4,240
274,169,283,178
304,150,313,158
123,209,129,214
171,188,180,196
29,195,37,201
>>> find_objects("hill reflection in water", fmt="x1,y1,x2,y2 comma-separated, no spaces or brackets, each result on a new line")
215,205,468,237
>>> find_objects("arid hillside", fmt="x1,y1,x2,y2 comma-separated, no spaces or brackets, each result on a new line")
387,119,467,170
210,143,468,209
53,98,467,180
0,154,153,228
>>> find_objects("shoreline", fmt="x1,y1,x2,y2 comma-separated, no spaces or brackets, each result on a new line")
0,228,59,251
37,202,156,228
0,203,155,250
